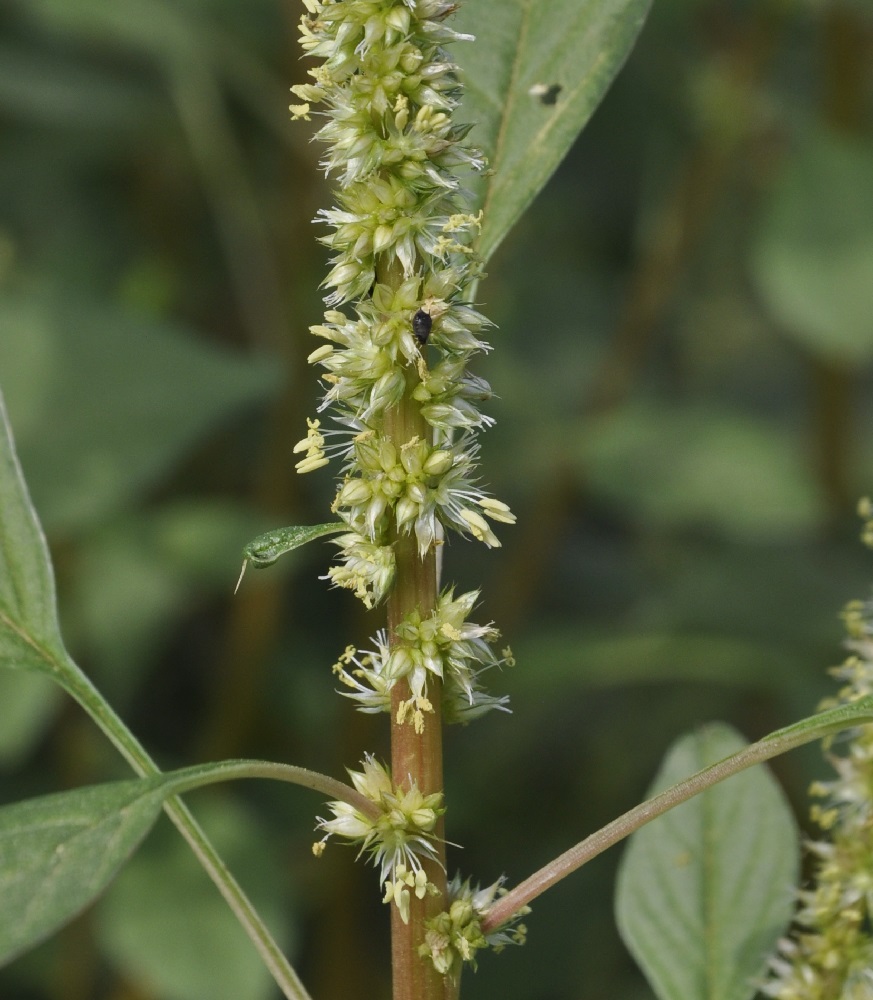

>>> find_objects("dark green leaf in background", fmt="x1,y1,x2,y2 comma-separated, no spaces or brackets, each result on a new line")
577,402,823,539
751,129,873,365
0,293,280,534
0,672,60,769
0,41,161,130
615,723,799,1000
512,631,799,695
64,501,277,706
455,0,653,262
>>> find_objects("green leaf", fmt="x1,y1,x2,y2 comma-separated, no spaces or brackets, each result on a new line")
0,774,179,965
235,522,346,593
455,0,652,262
751,129,873,364
242,523,347,569
0,758,341,970
615,723,799,1000
0,391,69,678
758,695,873,751
481,700,873,935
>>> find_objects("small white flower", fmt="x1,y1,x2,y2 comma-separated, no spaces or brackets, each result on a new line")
315,757,444,899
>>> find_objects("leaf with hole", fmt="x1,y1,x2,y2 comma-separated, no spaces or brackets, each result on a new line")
455,0,652,262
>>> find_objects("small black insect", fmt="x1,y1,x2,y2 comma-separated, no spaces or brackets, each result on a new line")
529,82,562,106
412,309,432,347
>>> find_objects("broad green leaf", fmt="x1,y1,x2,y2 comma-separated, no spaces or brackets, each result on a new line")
0,774,178,965
455,0,652,262
0,292,280,533
751,129,873,364
0,758,337,970
615,723,799,1000
478,706,873,952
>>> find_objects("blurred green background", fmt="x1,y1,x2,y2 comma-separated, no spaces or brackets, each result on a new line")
1,1,873,998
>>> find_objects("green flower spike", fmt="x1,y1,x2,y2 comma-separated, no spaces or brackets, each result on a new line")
290,0,516,617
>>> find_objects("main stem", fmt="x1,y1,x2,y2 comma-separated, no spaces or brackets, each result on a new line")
381,265,450,1000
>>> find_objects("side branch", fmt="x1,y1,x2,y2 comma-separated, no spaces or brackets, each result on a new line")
482,707,873,933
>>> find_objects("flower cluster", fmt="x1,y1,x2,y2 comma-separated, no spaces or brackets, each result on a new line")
290,0,515,611
292,0,525,973
332,588,513,731
419,874,529,977
763,504,873,999
314,756,444,922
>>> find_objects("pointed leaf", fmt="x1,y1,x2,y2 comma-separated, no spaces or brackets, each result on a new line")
0,775,175,965
0,758,330,968
235,522,347,593
615,723,799,1000
0,391,68,678
241,523,347,569
455,0,652,262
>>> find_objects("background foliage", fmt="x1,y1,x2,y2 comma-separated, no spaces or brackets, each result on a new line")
1,1,872,998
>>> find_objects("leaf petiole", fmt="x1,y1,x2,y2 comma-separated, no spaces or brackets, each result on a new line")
482,696,873,933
